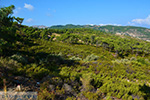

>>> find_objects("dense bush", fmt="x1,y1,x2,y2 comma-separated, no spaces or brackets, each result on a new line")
0,57,22,74
69,56,82,61
0,39,8,54
25,64,50,79
9,53,28,64
83,54,99,62
38,89,55,100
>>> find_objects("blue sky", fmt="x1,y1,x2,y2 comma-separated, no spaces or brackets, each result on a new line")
1,0,150,28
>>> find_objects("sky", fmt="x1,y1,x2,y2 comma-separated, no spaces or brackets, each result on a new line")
1,0,150,28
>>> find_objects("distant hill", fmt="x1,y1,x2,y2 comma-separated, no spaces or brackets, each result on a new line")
90,25,150,41
49,24,150,41
32,25,47,29
50,24,84,29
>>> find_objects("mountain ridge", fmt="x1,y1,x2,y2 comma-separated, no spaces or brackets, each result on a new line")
49,24,150,41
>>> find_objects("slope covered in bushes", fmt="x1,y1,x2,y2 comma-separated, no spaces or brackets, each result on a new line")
1,5,150,100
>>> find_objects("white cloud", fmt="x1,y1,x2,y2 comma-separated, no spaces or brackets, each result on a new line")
26,18,33,23
129,15,150,25
127,22,135,26
24,3,34,10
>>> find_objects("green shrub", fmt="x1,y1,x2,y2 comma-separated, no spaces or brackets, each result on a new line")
43,53,66,64
130,57,136,61
0,57,22,74
83,54,99,62
106,96,112,100
80,73,94,92
83,91,99,100
69,56,82,61
112,58,131,64
66,96,76,100
0,38,9,54
26,64,49,79
40,81,50,90
122,94,129,100
38,88,55,100
10,54,27,64
128,96,133,100
59,66,71,77
137,58,149,65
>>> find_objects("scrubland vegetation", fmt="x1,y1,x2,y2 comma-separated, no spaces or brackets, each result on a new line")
1,5,150,100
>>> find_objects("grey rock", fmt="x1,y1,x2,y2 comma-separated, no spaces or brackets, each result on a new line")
63,83,73,92
48,84,55,91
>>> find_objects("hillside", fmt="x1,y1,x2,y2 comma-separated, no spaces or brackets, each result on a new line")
50,24,150,41
32,25,48,29
1,5,150,100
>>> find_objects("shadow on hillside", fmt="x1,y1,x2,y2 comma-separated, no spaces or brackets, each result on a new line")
139,84,150,99
0,50,79,91
2,35,39,57
35,52,78,66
